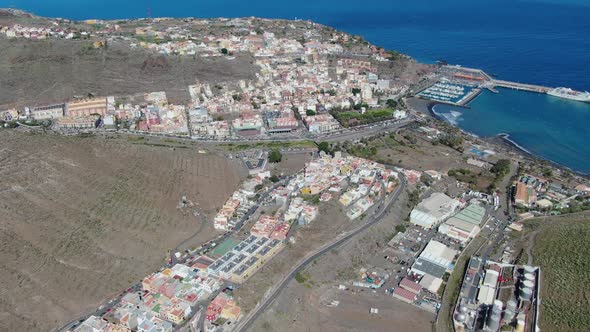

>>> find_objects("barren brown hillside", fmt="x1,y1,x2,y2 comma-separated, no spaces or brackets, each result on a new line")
0,131,243,331
0,37,257,107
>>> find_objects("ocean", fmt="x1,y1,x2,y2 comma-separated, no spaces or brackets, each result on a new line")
433,89,590,174
2,0,590,172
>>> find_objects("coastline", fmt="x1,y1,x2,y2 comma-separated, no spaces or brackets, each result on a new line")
421,99,589,178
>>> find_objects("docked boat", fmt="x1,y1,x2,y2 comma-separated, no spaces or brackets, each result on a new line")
547,87,590,102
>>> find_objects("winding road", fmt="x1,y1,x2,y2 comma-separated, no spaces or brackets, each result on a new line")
233,174,407,332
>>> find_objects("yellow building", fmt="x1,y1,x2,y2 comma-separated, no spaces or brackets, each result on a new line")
166,307,185,324
221,301,241,321
67,98,108,117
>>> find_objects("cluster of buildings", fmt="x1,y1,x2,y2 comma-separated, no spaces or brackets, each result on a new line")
512,173,590,216
72,261,228,332
454,257,540,332
296,153,398,220
383,235,461,313
204,292,241,324
213,172,268,231
211,154,399,290
410,192,488,244
0,21,107,40
20,99,106,129
377,190,492,313
5,92,190,133
206,235,285,284
2,17,411,137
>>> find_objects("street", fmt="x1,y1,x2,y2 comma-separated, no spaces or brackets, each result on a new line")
233,173,407,332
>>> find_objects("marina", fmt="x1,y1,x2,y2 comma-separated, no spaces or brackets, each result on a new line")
417,65,555,106
417,82,480,106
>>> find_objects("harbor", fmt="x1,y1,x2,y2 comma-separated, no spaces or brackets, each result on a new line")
415,65,554,106
417,82,481,106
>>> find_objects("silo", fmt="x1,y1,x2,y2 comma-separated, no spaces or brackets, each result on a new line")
523,265,535,274
503,299,517,323
523,280,535,291
506,299,517,312
492,300,503,315
487,312,501,331
487,301,503,331
455,313,466,323
524,273,535,282
519,287,533,301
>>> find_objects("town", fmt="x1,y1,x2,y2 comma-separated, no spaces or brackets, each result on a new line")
1,11,589,332
1,16,409,139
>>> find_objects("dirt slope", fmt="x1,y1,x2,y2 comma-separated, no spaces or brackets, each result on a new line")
0,131,243,331
0,38,257,107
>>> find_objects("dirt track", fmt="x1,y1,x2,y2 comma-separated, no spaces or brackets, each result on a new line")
0,131,243,331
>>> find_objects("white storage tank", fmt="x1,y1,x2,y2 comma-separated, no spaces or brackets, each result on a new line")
455,313,466,323
506,299,517,311
492,300,503,314
520,287,533,301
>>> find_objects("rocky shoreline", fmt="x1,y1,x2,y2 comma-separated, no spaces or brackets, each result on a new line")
416,99,589,179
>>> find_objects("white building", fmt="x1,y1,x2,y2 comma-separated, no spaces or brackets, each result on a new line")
410,193,461,229
411,240,459,279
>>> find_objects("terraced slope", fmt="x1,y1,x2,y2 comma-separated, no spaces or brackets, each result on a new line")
0,131,242,331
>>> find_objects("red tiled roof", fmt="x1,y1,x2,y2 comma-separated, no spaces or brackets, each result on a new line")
393,287,418,302
400,277,422,293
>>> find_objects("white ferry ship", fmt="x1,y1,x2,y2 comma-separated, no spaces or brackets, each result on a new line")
547,87,590,102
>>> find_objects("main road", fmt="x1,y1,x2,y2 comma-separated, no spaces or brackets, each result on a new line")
233,174,407,332
96,117,415,145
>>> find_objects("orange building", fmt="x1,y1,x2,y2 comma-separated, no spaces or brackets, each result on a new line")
67,97,108,117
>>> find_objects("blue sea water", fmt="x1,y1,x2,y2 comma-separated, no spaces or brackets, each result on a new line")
434,89,590,174
1,0,590,172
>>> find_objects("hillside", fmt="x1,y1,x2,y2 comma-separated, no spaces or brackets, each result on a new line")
525,213,590,332
0,37,257,107
0,131,243,331
0,9,428,109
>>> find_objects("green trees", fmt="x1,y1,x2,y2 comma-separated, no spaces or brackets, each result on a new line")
352,87,361,95
395,224,406,233
306,109,316,116
268,149,282,163
438,134,464,150
318,141,331,155
386,99,398,109
491,159,511,177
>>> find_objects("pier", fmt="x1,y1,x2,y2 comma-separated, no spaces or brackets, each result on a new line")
441,65,552,94
416,65,554,107
491,79,550,93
